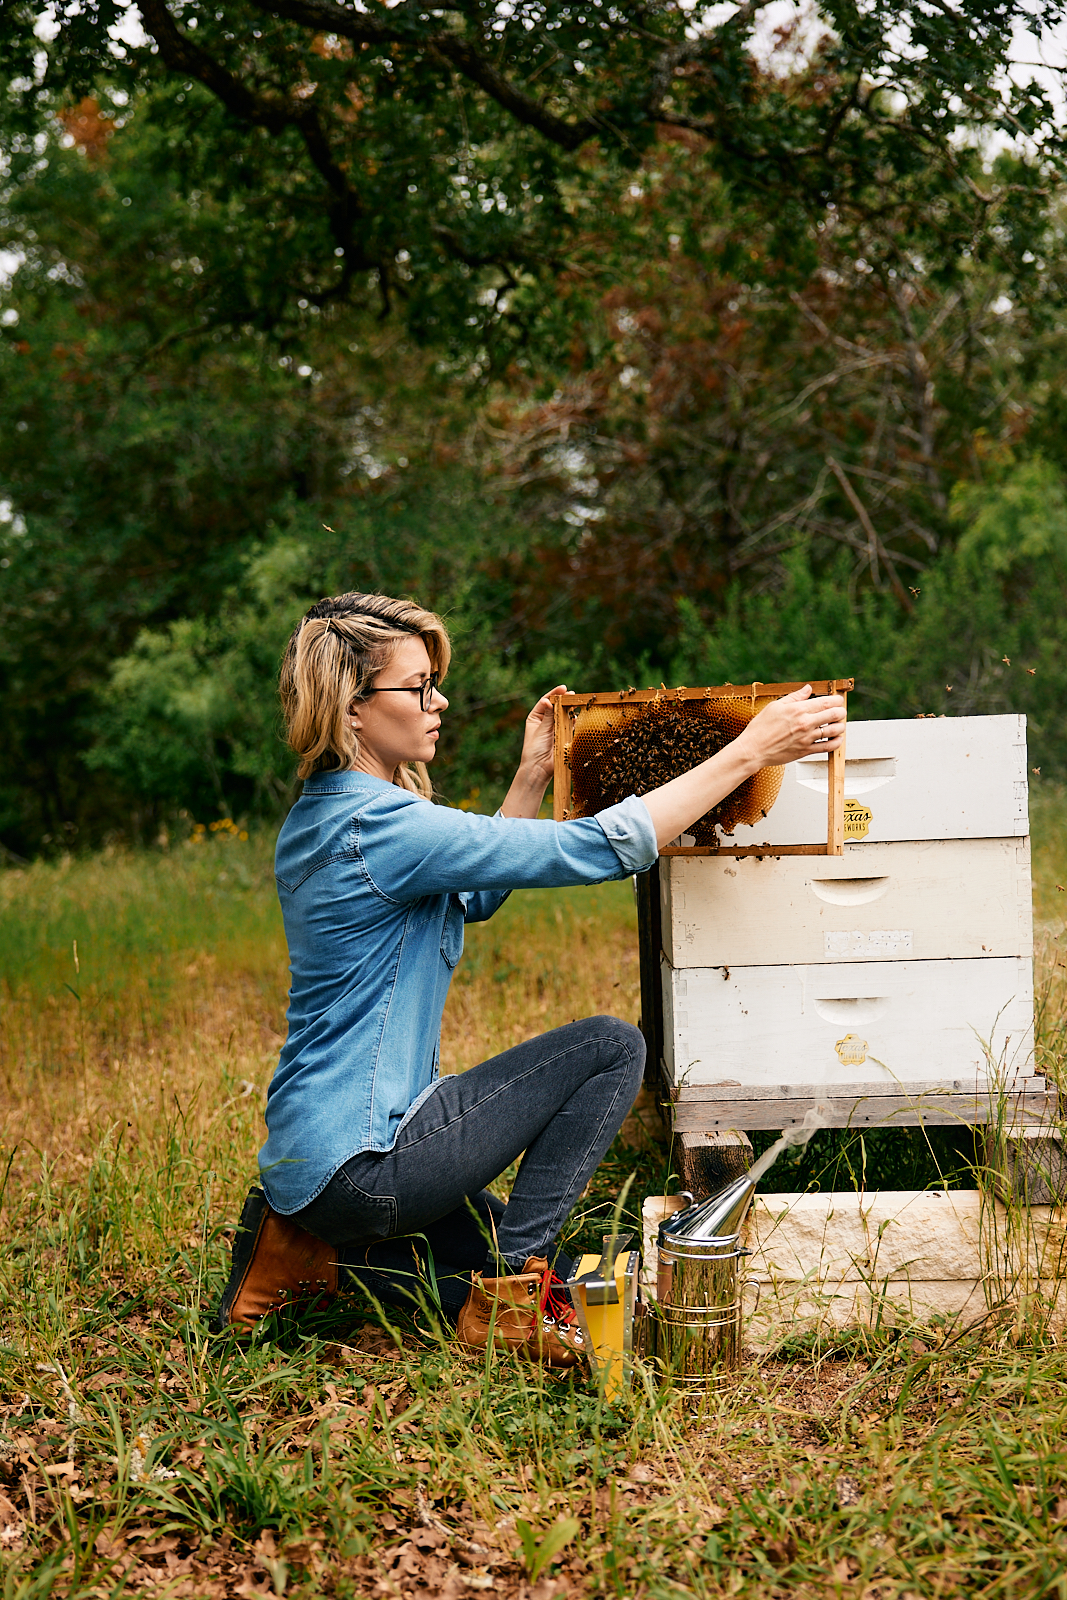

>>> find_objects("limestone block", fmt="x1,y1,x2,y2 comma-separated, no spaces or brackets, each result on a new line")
748,1189,1067,1286
745,1275,1067,1346
745,1277,992,1340
748,1190,985,1282
978,1203,1067,1281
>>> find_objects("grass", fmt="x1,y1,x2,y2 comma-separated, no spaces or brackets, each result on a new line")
0,797,1066,1596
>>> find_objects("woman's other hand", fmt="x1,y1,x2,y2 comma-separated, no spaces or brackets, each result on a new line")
520,684,568,788
500,685,568,819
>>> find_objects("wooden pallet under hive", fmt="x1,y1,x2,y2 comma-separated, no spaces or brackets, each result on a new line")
552,680,854,856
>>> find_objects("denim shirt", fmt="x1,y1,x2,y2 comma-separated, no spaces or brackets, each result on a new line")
259,771,658,1213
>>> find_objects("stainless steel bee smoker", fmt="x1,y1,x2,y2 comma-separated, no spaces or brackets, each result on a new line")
644,1170,758,1387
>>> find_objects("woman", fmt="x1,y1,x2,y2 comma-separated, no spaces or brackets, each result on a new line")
213,592,845,1364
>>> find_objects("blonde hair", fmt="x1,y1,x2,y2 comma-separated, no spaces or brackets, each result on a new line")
280,592,451,795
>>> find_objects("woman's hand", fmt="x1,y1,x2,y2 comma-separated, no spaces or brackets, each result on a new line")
519,684,568,788
733,685,847,770
500,685,568,819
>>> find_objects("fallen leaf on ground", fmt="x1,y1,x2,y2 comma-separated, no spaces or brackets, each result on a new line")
763,1534,798,1566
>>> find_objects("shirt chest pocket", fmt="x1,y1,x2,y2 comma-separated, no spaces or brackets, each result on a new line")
440,895,465,970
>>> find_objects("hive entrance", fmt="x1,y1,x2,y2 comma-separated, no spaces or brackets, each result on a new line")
568,695,783,846
553,680,854,857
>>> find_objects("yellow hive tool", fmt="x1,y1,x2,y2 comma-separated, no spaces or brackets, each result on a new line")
567,1234,640,1399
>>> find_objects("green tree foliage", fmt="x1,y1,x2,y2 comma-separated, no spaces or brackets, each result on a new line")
83,494,584,825
0,95,483,846
0,114,342,844
1,3,1067,852
3,1,1063,353
668,455,1067,771
483,132,1067,663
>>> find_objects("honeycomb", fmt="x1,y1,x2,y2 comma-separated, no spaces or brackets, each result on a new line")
567,695,784,845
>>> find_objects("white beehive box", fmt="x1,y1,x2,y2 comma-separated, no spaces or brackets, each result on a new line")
661,955,1035,1089
719,714,1027,848
657,714,1039,1118
660,838,1032,968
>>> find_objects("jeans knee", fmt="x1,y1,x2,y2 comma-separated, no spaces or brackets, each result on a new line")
588,1014,646,1091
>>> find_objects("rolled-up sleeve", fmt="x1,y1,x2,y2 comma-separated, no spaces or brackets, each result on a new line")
595,794,658,873
461,889,512,923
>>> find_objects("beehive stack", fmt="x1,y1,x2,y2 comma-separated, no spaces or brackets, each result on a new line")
656,714,1048,1133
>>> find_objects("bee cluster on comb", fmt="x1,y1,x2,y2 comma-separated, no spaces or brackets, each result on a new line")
565,691,784,846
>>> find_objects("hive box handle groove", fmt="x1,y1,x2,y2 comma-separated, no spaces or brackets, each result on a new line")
810,876,890,906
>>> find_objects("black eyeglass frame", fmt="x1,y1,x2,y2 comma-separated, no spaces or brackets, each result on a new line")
366,671,440,713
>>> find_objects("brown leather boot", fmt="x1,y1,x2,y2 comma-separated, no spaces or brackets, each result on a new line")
212,1187,338,1333
456,1263,541,1355
456,1257,587,1369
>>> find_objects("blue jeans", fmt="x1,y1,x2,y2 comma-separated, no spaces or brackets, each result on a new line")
293,1015,645,1321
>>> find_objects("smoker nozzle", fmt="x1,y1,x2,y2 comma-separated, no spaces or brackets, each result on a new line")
659,1172,757,1248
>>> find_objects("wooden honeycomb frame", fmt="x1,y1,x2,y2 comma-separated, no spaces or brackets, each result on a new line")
553,680,853,857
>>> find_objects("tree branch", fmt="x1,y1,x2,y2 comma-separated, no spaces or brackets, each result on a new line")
138,0,290,132
138,0,370,266
646,3,761,118
243,0,601,149
827,455,914,612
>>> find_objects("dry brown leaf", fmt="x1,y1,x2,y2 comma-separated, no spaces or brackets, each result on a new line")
282,1541,325,1574
412,1527,449,1551
763,1534,799,1566
353,1326,405,1359
0,1490,25,1554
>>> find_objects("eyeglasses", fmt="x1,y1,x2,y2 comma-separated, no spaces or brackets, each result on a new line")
368,671,440,712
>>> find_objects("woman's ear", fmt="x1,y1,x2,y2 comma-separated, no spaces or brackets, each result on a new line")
348,702,362,730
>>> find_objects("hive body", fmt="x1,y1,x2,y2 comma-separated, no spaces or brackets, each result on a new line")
650,714,1049,1130
721,715,1029,846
